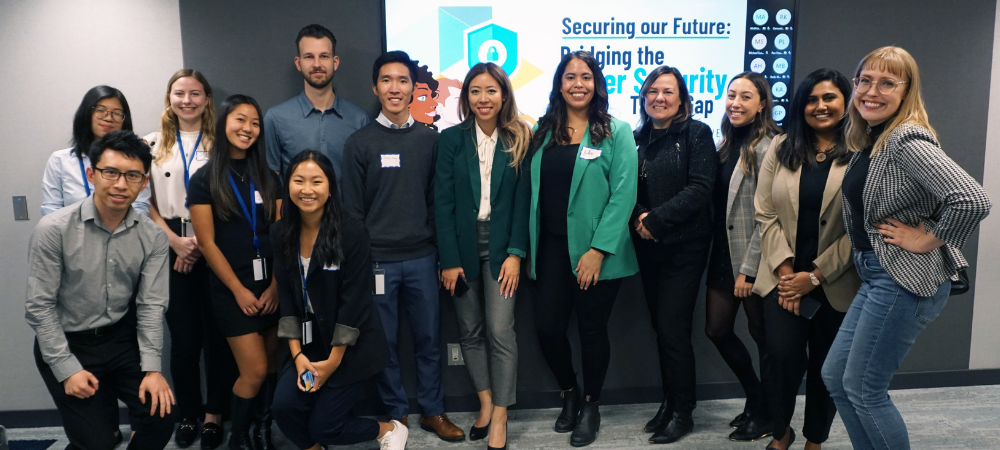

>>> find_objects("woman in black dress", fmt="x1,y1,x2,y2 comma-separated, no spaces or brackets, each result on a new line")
189,95,282,450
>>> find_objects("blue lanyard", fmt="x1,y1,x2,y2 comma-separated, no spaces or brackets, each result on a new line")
177,130,203,188
78,157,91,197
227,173,260,250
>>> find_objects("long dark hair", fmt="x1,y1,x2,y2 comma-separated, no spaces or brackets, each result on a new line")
71,85,133,159
275,151,343,269
634,65,692,136
777,68,853,170
458,62,532,169
206,94,277,221
529,51,612,153
717,72,780,179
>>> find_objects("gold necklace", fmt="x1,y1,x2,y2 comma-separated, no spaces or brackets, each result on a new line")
814,144,835,162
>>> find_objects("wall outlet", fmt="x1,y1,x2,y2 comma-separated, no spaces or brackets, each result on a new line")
12,196,28,221
446,343,465,366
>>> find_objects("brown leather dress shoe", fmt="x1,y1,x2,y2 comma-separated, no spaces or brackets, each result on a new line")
420,414,466,442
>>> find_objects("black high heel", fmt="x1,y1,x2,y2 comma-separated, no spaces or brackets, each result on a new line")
470,420,490,441
486,419,507,450
765,427,795,450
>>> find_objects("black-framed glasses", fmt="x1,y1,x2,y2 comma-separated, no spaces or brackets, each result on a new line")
853,77,907,95
93,167,146,184
93,106,126,122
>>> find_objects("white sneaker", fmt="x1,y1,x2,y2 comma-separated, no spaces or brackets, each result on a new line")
378,419,409,450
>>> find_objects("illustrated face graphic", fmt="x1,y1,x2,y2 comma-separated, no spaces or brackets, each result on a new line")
409,82,439,124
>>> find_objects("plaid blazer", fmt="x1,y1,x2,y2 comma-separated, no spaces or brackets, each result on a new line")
843,123,991,297
723,135,773,278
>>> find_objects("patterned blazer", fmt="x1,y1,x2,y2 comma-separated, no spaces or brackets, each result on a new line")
723,134,773,278
843,123,991,297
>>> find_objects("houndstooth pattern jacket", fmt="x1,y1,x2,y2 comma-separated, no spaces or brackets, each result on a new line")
842,123,991,297
724,135,772,279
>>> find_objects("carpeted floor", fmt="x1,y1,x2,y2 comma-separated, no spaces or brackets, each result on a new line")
4,385,998,449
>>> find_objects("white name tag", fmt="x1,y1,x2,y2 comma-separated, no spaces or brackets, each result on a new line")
323,262,340,271
381,154,401,168
195,151,210,161
580,147,602,160
374,269,386,295
254,190,263,204
253,257,266,281
301,320,313,345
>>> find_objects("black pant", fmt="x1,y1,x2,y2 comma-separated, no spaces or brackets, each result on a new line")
272,344,379,448
164,224,238,420
634,236,711,411
533,233,623,401
762,288,844,442
35,324,175,450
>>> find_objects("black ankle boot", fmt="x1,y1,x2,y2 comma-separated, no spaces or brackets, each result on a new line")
648,411,693,444
253,375,277,450
570,396,600,447
554,388,581,433
728,414,773,442
228,396,255,450
644,397,672,433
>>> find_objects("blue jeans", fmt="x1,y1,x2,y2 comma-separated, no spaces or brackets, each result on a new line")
821,251,950,450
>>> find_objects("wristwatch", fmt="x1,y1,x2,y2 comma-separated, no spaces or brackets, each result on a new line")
809,272,821,286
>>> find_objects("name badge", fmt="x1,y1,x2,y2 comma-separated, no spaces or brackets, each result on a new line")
381,154,401,168
195,151,210,161
301,320,313,345
580,147,602,160
373,268,386,295
323,262,340,271
181,218,192,238
254,190,263,204
253,257,267,281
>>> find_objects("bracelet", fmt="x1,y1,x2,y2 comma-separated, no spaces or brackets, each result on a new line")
293,351,304,362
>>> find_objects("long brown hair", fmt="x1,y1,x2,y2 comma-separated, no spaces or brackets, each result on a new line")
458,62,532,169
529,51,612,153
155,69,216,164
846,46,935,155
717,71,780,179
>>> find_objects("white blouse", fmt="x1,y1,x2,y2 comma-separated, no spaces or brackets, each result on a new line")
475,122,498,221
145,130,210,220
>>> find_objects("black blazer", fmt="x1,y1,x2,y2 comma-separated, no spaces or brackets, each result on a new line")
631,118,716,245
271,215,389,387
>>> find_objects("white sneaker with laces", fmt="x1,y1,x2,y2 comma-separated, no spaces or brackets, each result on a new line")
378,419,408,449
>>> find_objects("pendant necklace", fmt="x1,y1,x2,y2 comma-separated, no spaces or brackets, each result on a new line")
815,144,835,162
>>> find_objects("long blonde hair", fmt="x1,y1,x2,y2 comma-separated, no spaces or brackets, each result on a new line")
155,69,216,164
459,63,533,169
846,46,936,154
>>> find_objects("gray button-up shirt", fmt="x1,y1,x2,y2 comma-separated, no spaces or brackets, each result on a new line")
264,90,370,186
25,198,169,382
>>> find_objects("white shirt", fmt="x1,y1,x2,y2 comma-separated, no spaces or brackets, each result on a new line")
41,147,152,216
300,255,314,313
375,112,416,129
145,131,210,219
475,122,498,221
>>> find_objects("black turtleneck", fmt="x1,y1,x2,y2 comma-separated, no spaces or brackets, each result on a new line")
842,122,887,251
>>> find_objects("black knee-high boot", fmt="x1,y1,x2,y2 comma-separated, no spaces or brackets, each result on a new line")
253,374,277,450
228,395,255,450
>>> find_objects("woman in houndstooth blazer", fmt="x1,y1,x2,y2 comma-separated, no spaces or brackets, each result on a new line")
821,47,991,450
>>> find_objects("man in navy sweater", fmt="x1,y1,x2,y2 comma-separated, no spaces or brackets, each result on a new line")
341,51,464,442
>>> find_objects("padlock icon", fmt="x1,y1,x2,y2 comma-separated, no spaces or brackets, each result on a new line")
487,46,499,62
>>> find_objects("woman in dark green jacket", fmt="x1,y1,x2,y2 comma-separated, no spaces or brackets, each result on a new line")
435,62,532,450
526,51,638,447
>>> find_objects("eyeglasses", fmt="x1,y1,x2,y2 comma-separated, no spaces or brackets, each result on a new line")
853,77,907,95
93,106,126,122
93,167,147,184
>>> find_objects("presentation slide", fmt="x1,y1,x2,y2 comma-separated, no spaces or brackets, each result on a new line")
385,0,796,136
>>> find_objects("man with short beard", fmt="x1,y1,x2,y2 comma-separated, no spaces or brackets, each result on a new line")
264,24,369,187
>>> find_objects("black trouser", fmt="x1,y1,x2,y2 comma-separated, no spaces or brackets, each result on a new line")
533,232,623,402
35,323,175,450
164,218,238,420
762,288,844,442
634,235,711,412
272,343,379,448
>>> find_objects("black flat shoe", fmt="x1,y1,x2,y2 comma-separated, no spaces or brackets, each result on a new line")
730,410,750,429
765,428,794,450
175,418,200,448
487,419,507,450
555,388,581,433
200,422,223,450
570,397,600,447
644,399,672,433
648,412,693,444
728,418,773,442
470,420,490,441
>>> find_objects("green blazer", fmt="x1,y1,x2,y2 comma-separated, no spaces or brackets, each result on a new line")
528,117,639,280
435,121,530,281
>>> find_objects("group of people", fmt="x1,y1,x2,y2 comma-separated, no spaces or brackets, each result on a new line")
25,21,990,450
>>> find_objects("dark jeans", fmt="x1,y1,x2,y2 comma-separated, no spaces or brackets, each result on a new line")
763,288,844,442
533,232,623,401
35,324,175,450
634,235,711,411
164,229,238,419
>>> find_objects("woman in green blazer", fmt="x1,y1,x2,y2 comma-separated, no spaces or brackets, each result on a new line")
435,62,532,450
526,51,638,447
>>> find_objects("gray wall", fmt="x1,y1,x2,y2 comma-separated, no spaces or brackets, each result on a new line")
0,0,184,411
1,0,996,413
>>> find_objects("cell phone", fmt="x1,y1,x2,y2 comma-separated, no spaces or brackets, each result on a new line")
453,275,471,297
799,296,822,320
300,371,315,391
